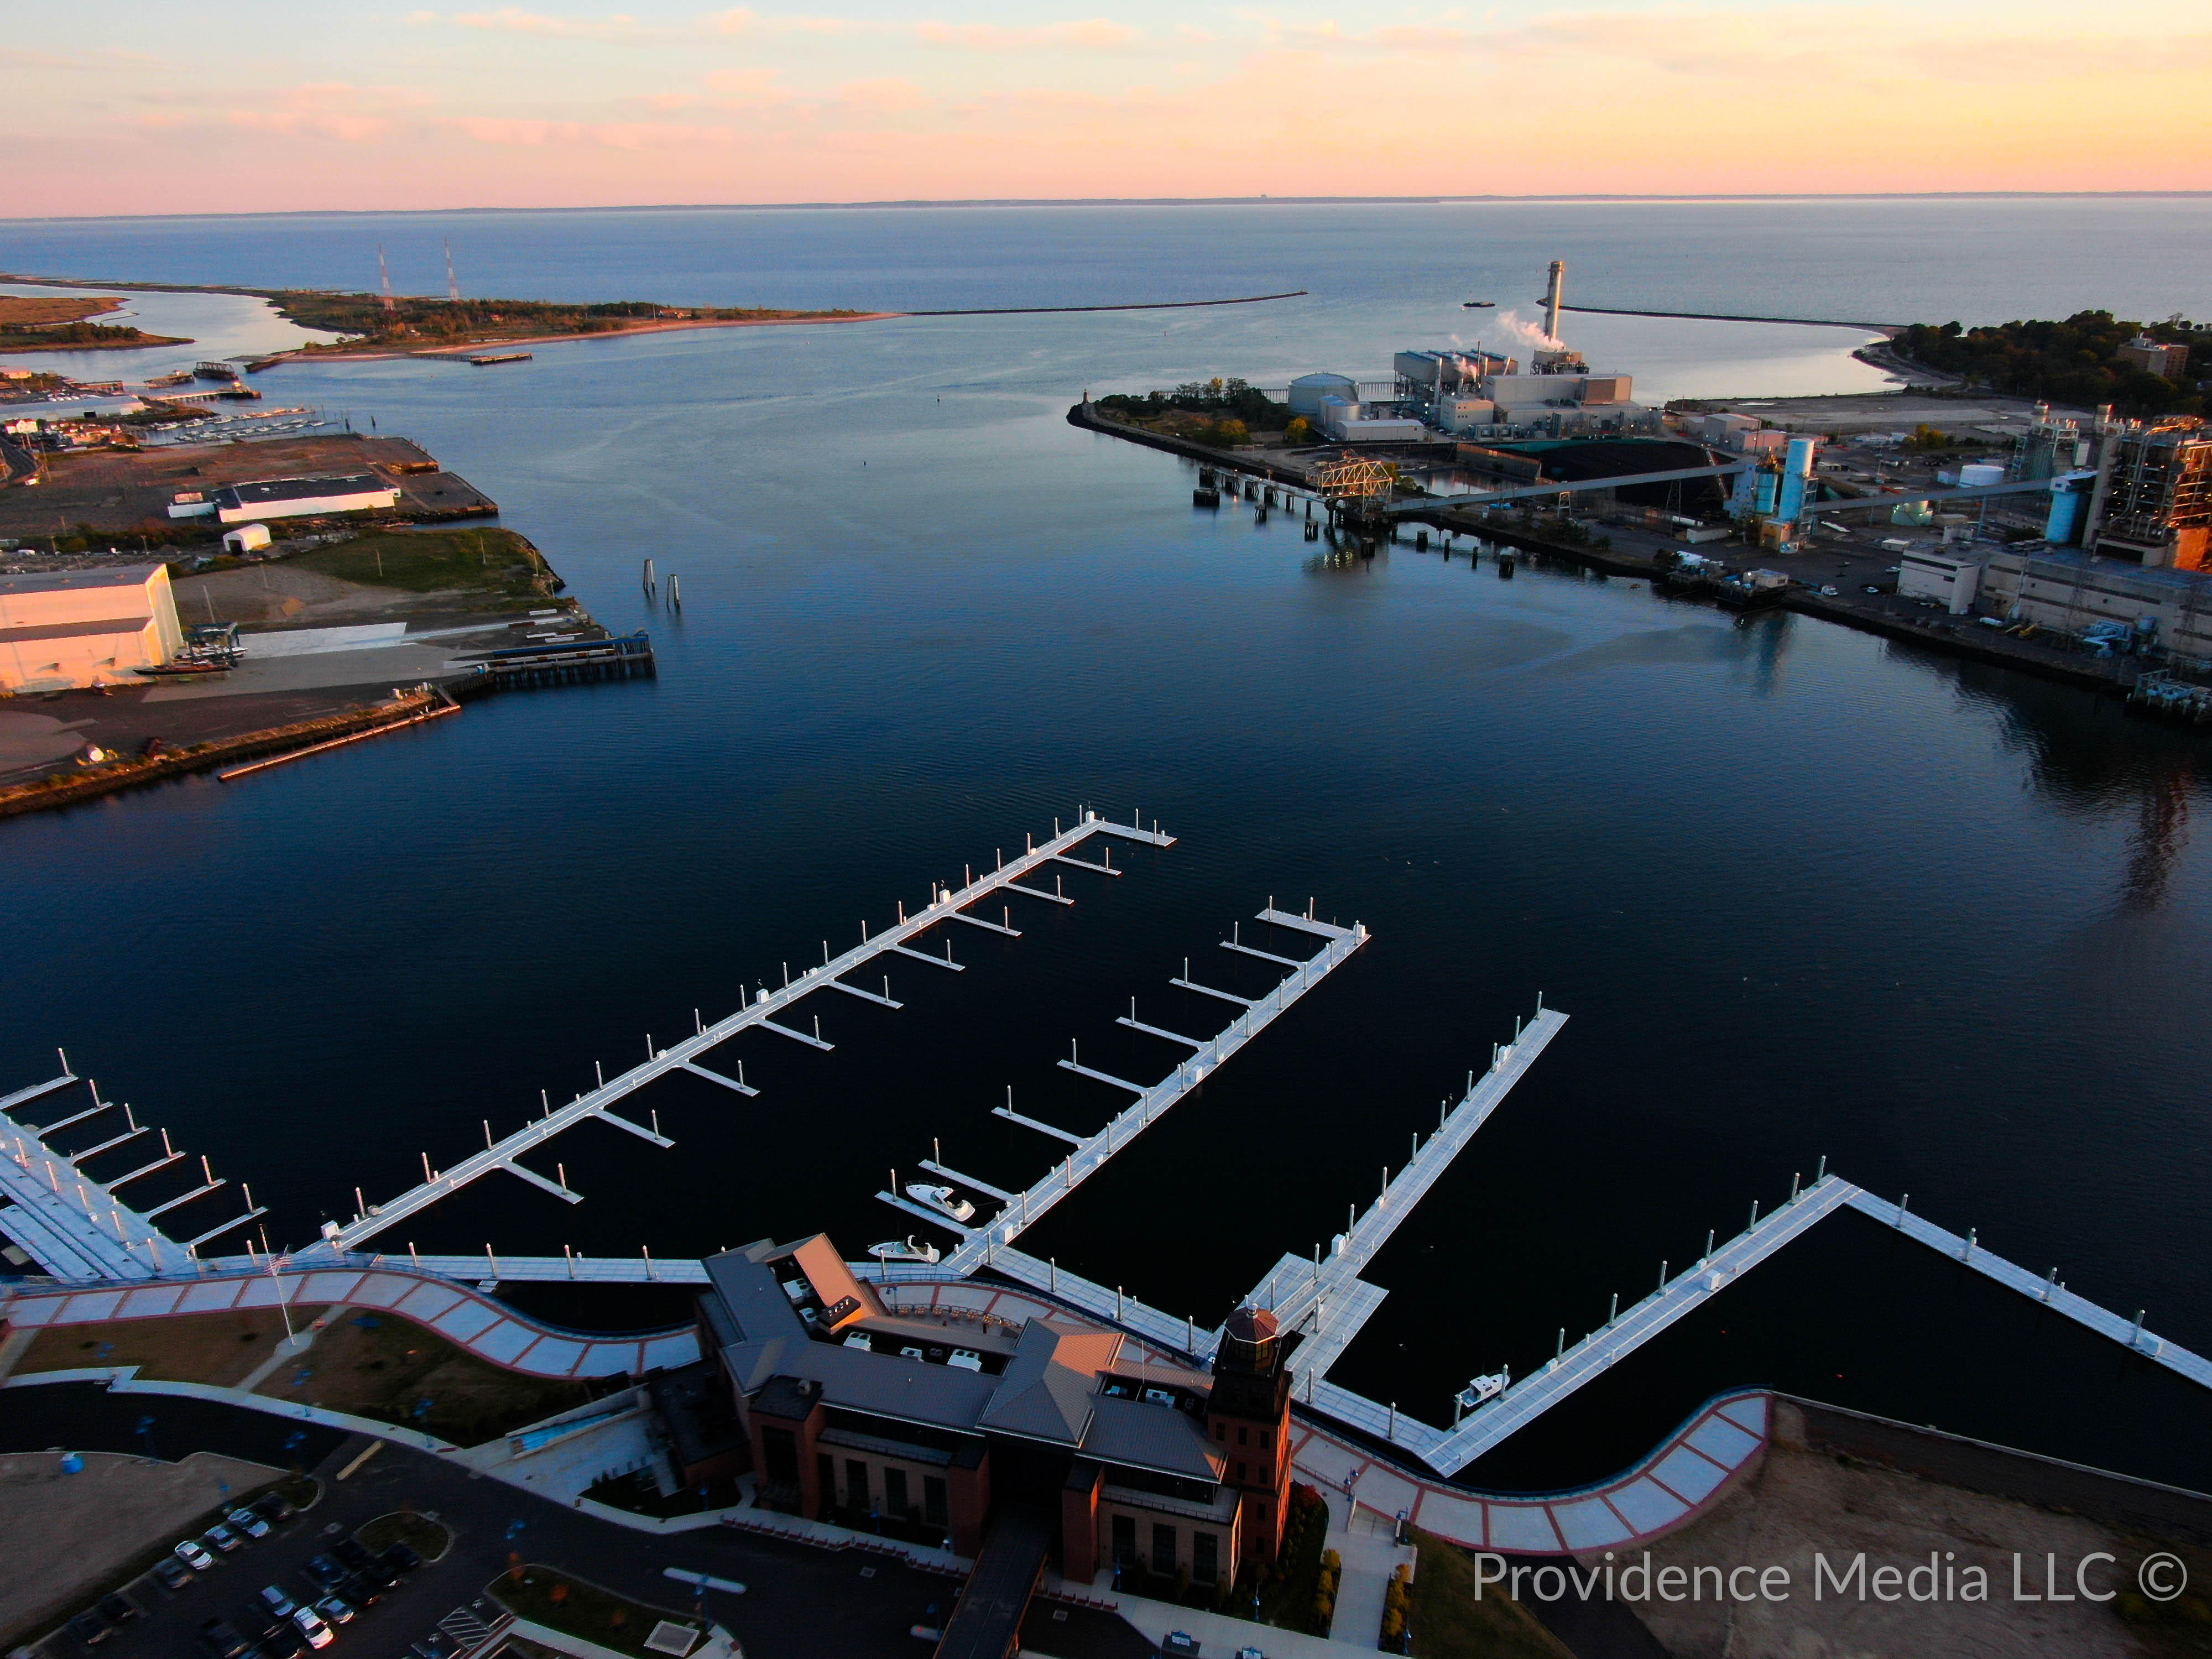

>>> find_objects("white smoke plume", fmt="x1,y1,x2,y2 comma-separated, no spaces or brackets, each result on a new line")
1490,307,1564,351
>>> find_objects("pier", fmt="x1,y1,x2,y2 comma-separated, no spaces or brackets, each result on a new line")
0,1070,262,1279
321,810,1173,1254
890,906,1370,1277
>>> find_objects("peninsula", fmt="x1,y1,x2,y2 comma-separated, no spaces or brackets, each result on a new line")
0,294,190,351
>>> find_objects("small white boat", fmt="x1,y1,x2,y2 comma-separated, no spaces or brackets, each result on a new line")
1455,1368,1510,1412
904,1184,975,1223
868,1235,941,1264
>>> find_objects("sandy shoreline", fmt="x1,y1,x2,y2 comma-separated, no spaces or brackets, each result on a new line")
271,309,901,364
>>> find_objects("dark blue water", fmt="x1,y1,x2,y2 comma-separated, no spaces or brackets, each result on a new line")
7,202,2212,1495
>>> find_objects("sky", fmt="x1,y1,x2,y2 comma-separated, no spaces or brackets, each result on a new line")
6,1,2210,216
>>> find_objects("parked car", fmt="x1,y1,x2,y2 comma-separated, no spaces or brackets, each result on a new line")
175,1540,217,1573
204,1523,242,1553
153,1557,194,1593
291,1607,335,1650
343,1563,396,1600
302,1555,347,1592
97,1594,139,1625
314,1597,356,1626
67,1611,112,1647
258,1585,297,1619
229,1509,272,1540
253,1494,296,1524
1161,1635,1201,1656
330,1540,373,1573
259,1619,305,1659
196,1618,252,1659
382,1542,422,1574
412,1632,459,1659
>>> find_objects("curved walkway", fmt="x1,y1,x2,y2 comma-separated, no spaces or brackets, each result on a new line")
1291,1389,1771,1555
2,1265,698,1380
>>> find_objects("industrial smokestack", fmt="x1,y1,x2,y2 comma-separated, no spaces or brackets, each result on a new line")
1543,260,1565,343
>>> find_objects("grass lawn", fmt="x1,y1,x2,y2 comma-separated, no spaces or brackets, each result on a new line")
18,1307,330,1387
292,528,557,605
491,1566,705,1659
1407,1530,1574,1659
357,1511,454,1560
253,1307,608,1447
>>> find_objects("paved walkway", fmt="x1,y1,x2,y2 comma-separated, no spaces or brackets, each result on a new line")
1,1266,697,1380
1290,1389,1771,1556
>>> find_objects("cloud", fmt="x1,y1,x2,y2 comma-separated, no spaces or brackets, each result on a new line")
443,6,650,38
837,77,930,112
914,19,1141,51
445,115,735,148
712,7,861,36
2,46,77,67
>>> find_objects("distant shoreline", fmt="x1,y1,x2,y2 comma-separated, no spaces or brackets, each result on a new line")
4,190,2208,226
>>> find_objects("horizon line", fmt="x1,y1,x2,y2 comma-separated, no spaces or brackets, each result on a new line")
6,189,2211,226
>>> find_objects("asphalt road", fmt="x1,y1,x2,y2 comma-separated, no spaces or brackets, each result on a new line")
3,1383,1151,1659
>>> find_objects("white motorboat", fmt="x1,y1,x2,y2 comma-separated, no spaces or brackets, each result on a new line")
868,1235,942,1264
1455,1369,1510,1413
904,1183,975,1223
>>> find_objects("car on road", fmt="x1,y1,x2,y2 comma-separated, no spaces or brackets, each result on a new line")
382,1542,422,1574
97,1594,139,1626
314,1597,356,1626
304,1554,348,1591
175,1540,217,1573
291,1607,335,1650
205,1523,242,1553
196,1618,252,1659
67,1611,112,1647
229,1509,273,1540
153,1558,194,1593
258,1586,297,1619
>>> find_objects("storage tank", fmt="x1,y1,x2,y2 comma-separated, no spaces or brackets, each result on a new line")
1288,373,1358,417
1959,463,2007,488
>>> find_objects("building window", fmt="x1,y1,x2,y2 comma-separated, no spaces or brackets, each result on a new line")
1194,1532,1219,1587
847,1458,871,1511
815,1452,834,1512
1152,1524,1177,1575
1112,1514,1136,1564
885,1467,910,1517
1237,1426,1249,1447
1214,1422,1225,1441
1235,1463,1246,1483
924,1476,948,1527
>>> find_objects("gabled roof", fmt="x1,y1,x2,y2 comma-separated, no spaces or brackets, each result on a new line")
977,1319,1123,1446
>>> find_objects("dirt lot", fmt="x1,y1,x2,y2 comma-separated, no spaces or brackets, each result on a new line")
0,1449,280,1641
1629,1401,2212,1657
0,433,493,543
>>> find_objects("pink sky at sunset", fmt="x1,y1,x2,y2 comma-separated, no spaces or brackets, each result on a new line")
5,1,2208,217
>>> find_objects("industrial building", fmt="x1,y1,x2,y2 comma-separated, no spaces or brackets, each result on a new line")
696,1236,1296,1590
1897,547,1986,615
1980,547,2212,662
211,473,398,525
2015,410,2211,570
0,564,184,692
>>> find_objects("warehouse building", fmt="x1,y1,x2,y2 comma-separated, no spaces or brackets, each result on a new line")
0,564,185,691
211,473,398,525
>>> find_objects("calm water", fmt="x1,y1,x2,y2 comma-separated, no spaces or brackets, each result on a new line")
7,201,2212,1494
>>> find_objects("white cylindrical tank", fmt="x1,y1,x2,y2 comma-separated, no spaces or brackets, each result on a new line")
1959,463,2007,487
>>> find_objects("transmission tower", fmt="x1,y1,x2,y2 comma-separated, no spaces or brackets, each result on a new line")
444,239,460,303
377,244,395,314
